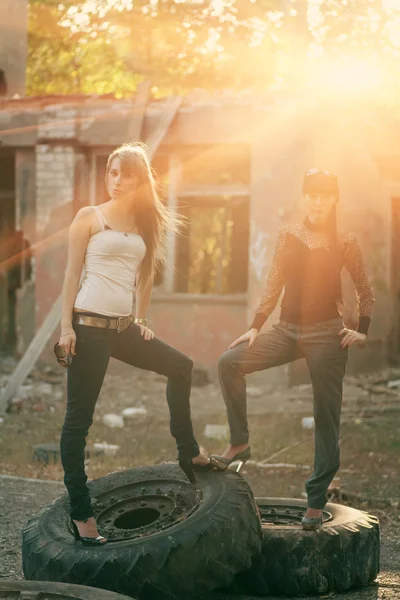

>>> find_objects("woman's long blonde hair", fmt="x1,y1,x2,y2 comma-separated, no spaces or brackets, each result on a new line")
105,142,178,288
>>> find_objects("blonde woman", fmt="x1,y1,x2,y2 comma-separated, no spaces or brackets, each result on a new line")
58,143,209,545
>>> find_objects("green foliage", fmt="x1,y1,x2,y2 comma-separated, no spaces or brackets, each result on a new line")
27,0,400,96
27,0,280,96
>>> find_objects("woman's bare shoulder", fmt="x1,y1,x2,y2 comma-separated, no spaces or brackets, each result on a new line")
69,207,98,238
74,206,97,220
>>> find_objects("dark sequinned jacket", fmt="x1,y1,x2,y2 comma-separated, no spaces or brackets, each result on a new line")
250,219,375,335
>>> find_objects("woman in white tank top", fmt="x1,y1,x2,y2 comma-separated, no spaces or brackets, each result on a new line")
58,143,210,545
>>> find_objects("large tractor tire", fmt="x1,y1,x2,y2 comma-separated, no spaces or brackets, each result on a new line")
22,464,262,600
229,497,380,597
0,580,133,599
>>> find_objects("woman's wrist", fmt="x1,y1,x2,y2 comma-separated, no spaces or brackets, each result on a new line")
134,317,148,326
357,316,371,336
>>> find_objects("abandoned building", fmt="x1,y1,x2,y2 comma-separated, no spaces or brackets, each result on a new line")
1,0,400,385
1,90,400,387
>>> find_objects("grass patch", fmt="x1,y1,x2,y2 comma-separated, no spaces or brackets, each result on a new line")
1,406,399,505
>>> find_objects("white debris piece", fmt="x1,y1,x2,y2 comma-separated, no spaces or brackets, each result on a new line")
102,413,124,428
203,424,229,440
19,384,33,399
36,382,54,396
93,442,120,456
247,386,263,398
387,379,400,389
54,388,64,401
122,406,148,419
301,416,315,429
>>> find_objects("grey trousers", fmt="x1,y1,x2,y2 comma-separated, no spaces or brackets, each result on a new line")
218,317,348,509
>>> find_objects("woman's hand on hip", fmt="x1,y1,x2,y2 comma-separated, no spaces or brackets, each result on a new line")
138,324,155,341
229,328,259,349
339,328,366,348
59,329,77,356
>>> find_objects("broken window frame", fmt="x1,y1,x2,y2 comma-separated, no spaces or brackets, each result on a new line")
173,190,250,295
90,148,250,297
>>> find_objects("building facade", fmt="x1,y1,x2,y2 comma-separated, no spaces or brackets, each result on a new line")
0,93,399,383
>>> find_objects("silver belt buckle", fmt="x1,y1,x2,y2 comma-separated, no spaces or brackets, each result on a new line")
116,316,123,334
116,316,130,334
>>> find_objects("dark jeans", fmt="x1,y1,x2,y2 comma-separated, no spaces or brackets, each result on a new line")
60,322,200,521
218,317,348,509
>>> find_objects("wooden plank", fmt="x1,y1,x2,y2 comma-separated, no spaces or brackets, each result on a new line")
127,80,151,142
145,96,182,160
0,295,62,415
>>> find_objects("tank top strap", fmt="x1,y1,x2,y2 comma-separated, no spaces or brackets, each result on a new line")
93,206,108,230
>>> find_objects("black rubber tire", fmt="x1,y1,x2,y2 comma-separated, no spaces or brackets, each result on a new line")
0,580,133,599
229,497,380,597
22,464,262,600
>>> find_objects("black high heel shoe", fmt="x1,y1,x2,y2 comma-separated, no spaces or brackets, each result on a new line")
71,519,108,546
178,458,196,484
210,447,251,473
192,461,213,472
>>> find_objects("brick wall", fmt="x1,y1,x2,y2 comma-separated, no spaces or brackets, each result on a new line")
36,145,75,228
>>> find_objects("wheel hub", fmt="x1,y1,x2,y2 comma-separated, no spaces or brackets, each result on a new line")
80,478,202,542
258,504,333,526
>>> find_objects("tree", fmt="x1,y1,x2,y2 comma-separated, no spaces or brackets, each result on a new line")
27,0,400,97
27,0,281,96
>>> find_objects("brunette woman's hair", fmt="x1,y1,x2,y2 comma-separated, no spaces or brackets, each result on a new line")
106,142,179,288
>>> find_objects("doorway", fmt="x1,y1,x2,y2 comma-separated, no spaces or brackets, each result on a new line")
0,152,17,352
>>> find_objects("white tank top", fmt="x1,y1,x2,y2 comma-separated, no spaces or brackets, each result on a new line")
74,206,146,317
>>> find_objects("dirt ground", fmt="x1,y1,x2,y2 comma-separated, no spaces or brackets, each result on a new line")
0,355,400,598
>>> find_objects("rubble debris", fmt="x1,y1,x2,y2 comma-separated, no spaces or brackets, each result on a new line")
93,443,120,456
33,442,102,464
247,386,263,398
102,413,124,428
122,406,148,419
301,416,315,429
203,424,229,440
387,379,400,389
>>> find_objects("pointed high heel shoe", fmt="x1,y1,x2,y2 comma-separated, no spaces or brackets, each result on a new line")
301,514,323,531
209,447,251,473
178,458,196,484
71,519,108,546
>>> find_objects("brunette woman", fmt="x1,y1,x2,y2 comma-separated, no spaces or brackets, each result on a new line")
58,143,209,545
210,168,374,530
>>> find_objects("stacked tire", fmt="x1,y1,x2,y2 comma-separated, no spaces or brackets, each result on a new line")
231,497,380,597
22,465,380,599
0,580,133,600
22,464,262,600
